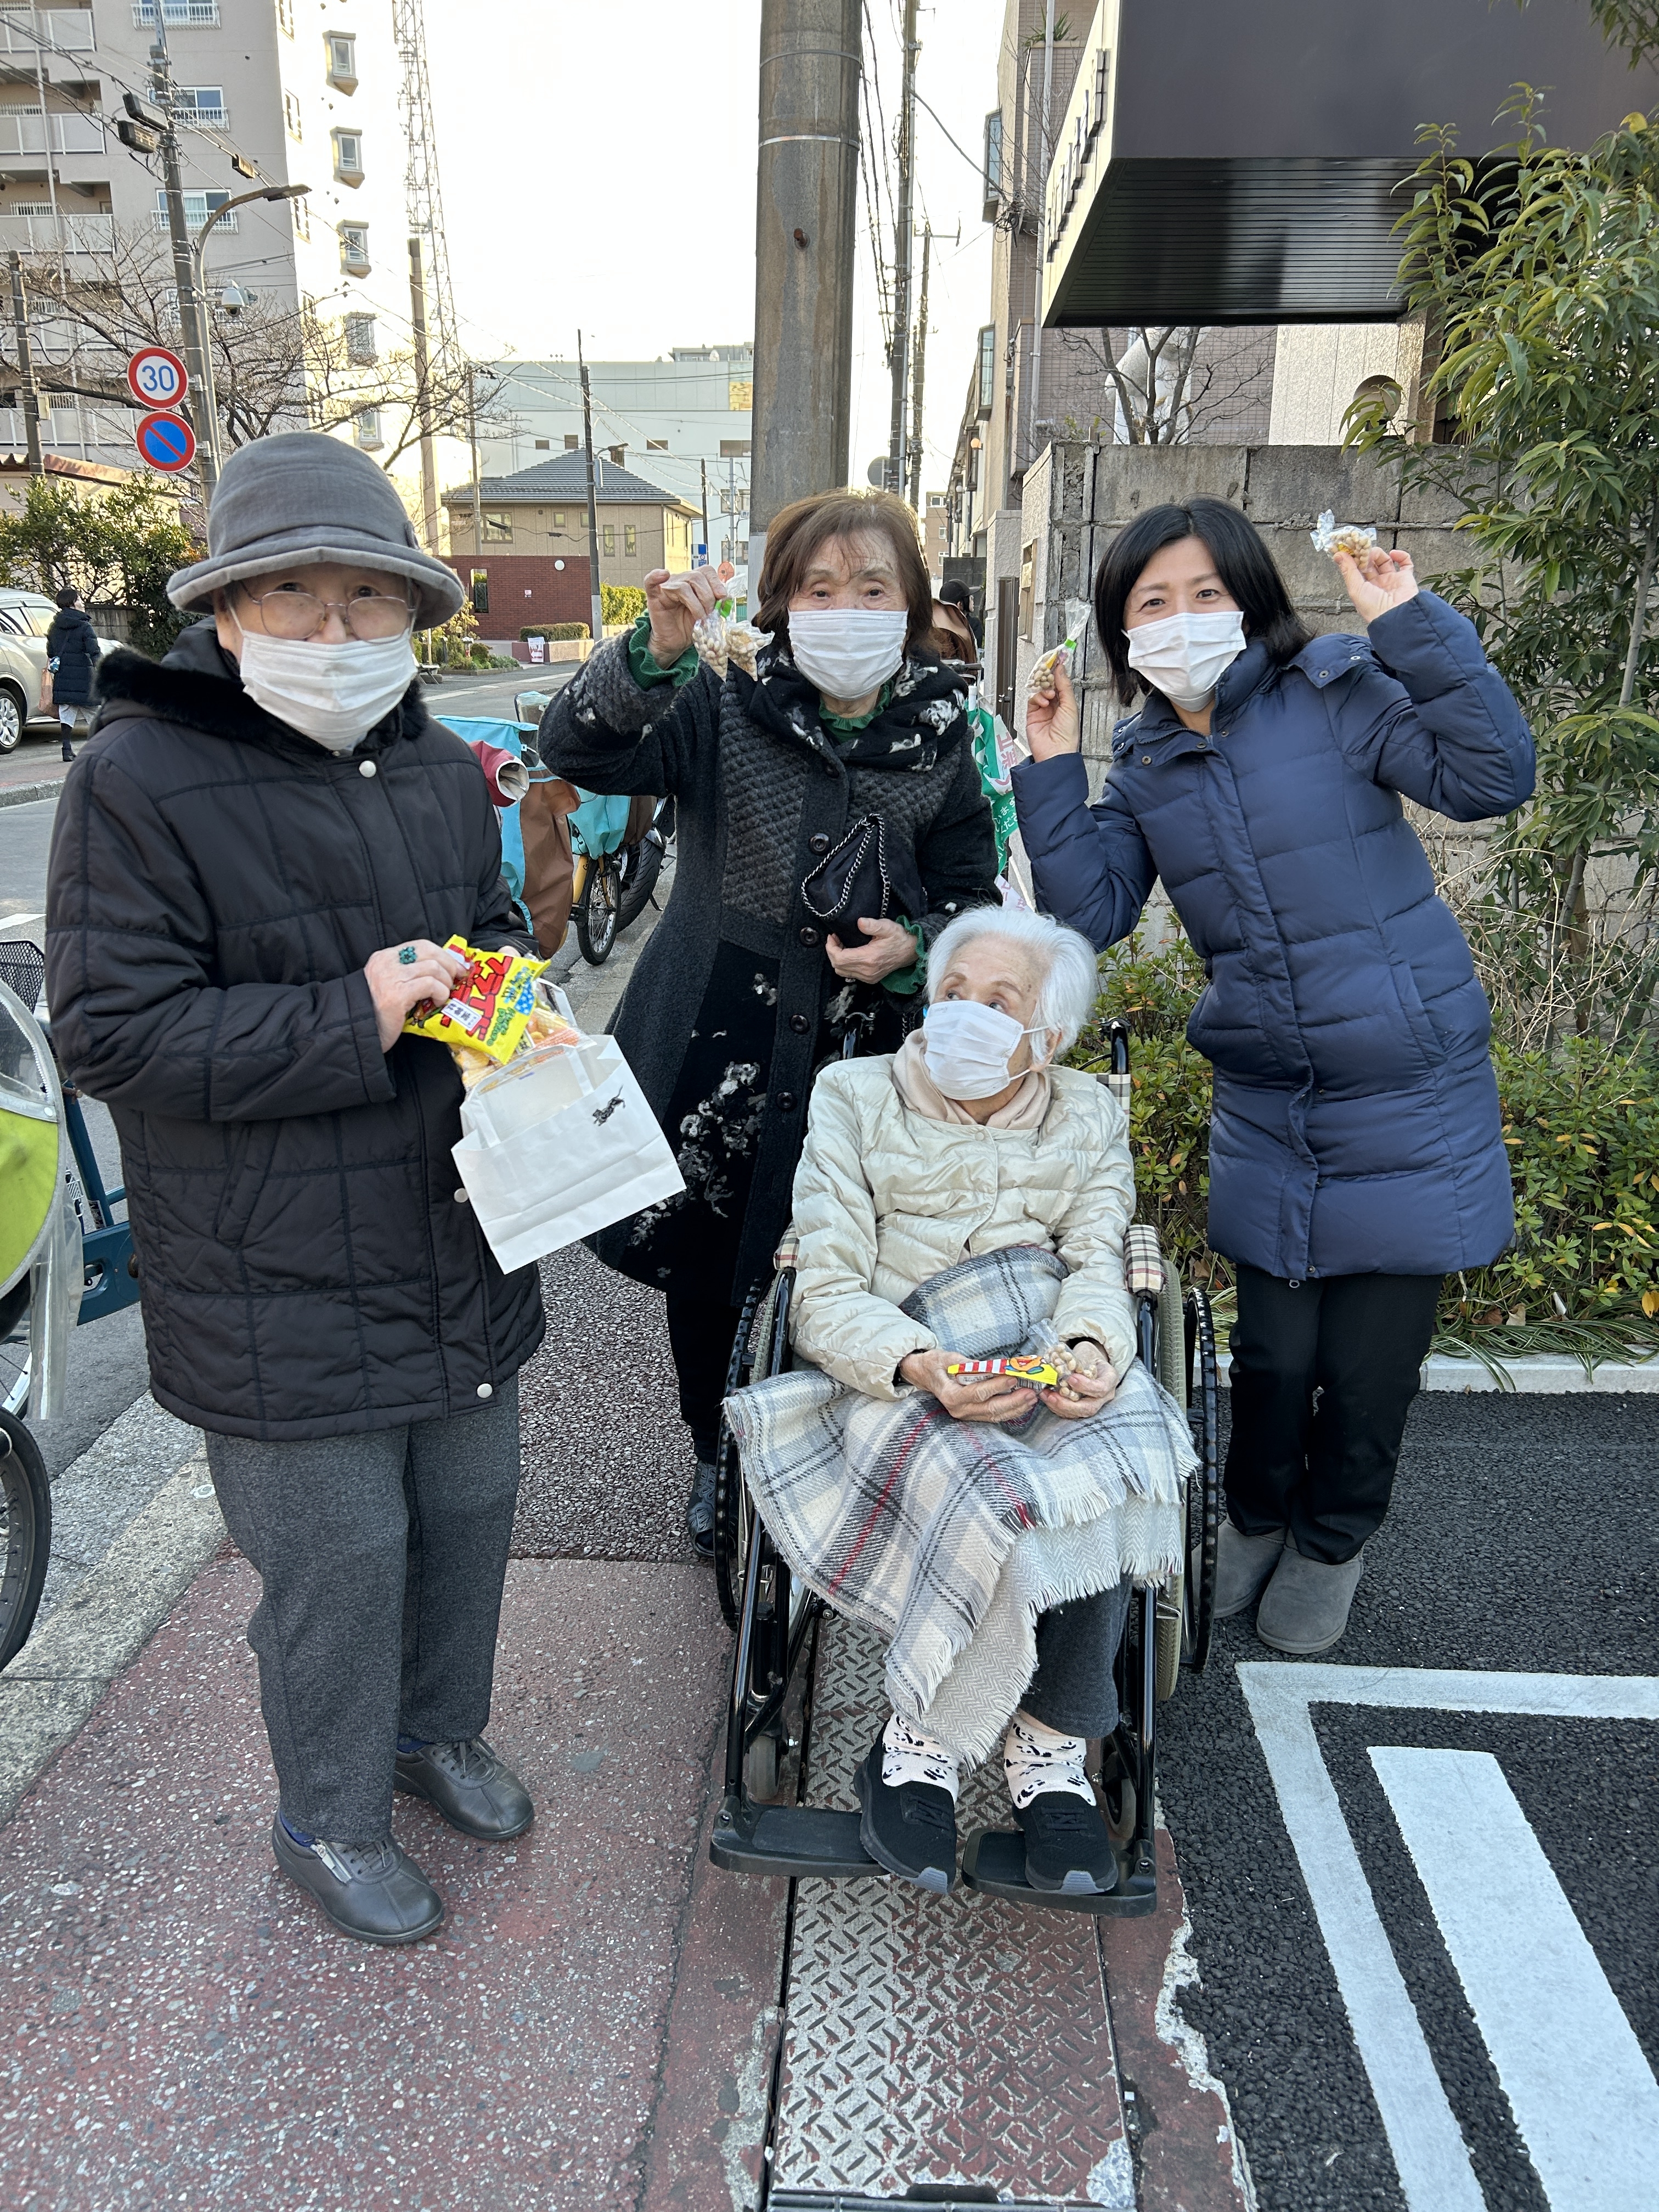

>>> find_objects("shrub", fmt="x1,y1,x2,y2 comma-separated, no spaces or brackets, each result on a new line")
520,622,588,641
600,583,646,628
1066,922,1659,1374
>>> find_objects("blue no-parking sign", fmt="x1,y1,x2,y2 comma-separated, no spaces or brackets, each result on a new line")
134,409,196,473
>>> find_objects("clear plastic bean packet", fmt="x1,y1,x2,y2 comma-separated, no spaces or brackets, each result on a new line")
692,602,772,681
1028,631,1080,693
1310,509,1378,560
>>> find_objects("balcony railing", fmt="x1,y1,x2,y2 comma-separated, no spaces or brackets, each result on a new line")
0,109,104,156
151,203,236,235
179,103,228,128
0,10,95,61
132,1,220,25
0,210,114,253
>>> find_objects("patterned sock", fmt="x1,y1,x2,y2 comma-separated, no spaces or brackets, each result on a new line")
1003,1710,1094,1809
881,1711,960,1803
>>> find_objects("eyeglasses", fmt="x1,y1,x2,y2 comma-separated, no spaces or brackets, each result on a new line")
240,585,414,641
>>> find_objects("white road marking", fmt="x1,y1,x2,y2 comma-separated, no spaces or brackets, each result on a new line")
1372,1746,1659,2212
0,910,42,929
1238,1666,1659,2212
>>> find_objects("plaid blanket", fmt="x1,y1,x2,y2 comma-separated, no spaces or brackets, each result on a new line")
723,1247,1192,1763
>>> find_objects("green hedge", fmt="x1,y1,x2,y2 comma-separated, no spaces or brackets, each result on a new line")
520,622,589,641
600,583,647,627
1066,925,1659,1376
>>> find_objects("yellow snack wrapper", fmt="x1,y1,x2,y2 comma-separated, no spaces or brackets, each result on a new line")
403,936,545,1068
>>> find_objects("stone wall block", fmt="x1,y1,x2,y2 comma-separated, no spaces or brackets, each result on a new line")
1243,444,1403,528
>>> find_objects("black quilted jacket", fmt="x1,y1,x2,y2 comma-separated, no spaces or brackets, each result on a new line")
44,622,545,1441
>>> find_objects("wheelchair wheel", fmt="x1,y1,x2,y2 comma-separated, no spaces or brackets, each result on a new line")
1181,1285,1222,1674
0,1409,50,1672
1153,1259,1186,1700
712,1278,765,1628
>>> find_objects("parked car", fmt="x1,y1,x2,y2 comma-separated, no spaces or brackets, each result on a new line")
0,591,121,752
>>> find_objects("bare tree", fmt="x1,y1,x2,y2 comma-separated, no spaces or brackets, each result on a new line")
1054,325,1269,445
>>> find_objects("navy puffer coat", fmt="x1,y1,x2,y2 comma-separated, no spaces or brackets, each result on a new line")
1012,590,1535,1281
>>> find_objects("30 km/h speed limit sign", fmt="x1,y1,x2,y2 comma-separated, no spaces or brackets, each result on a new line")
127,346,188,409
134,409,196,473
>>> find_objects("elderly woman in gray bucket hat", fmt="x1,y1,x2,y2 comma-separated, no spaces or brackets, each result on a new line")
44,432,545,1947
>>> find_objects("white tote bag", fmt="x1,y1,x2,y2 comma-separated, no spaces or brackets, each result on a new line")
453,1029,685,1273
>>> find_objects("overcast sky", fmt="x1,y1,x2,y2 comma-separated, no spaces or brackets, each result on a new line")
425,0,1011,498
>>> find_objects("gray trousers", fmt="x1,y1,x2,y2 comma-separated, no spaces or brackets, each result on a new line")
205,1378,522,1841
1021,1579,1133,1739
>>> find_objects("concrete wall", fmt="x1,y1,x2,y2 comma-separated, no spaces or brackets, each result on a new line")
1017,440,1465,777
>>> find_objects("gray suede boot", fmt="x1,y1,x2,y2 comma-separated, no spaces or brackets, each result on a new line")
1213,1519,1288,1618
1255,1545,1365,1654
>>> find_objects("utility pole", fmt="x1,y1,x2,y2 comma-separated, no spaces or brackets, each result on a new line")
749,0,861,577
7,254,42,476
699,456,710,566
465,360,484,567
408,238,441,552
885,0,919,501
907,219,931,512
1023,0,1057,478
147,25,217,492
578,330,603,643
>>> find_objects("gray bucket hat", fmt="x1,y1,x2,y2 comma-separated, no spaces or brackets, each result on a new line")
167,430,465,628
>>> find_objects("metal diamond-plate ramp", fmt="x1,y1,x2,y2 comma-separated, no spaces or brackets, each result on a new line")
770,1615,1133,2208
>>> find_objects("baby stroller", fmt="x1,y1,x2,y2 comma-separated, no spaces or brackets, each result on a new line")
707,1019,1220,1915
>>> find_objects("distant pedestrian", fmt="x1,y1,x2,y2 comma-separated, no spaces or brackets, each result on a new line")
1016,498,1535,1656
939,578,983,647
46,432,545,1947
544,489,998,1553
45,585,98,763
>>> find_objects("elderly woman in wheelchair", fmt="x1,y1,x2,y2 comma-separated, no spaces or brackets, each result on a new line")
723,906,1197,1904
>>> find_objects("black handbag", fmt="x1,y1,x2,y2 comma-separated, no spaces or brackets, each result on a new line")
800,812,924,928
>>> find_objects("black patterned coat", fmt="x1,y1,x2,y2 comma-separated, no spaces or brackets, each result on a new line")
544,635,999,1302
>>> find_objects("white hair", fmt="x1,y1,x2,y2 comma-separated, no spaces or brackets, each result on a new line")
926,904,1101,1055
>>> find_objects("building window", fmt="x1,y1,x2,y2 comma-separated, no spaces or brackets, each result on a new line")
177,88,228,128
470,568,488,614
983,110,1003,221
602,525,616,558
552,510,566,527
534,437,550,449
325,32,358,93
276,0,294,33
332,130,364,185
483,511,512,544
720,439,751,459
646,438,668,452
353,409,382,451
337,223,369,273
291,193,309,240
624,524,637,557
155,188,233,234
343,313,376,365
563,434,578,450
977,324,995,417
284,90,301,139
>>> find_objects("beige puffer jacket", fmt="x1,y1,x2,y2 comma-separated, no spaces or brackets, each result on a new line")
788,1056,1138,1400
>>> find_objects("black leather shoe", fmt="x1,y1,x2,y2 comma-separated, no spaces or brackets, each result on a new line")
854,1738,956,1894
687,1458,718,1558
270,1818,444,1944
1017,1790,1118,1897
393,1736,534,1840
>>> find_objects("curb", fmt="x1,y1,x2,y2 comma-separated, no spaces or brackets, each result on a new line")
1215,1350,1659,1395
0,777,63,810
0,1447,223,1826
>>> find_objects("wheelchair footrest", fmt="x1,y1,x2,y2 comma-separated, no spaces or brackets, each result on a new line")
710,1795,880,1880
960,1825,1158,1917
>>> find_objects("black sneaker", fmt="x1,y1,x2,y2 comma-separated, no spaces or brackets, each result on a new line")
687,1458,718,1558
393,1736,534,1841
270,1817,444,1944
854,1738,956,1894
1017,1790,1119,1897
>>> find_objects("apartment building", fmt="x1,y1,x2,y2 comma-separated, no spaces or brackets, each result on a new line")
0,0,428,507
442,453,700,591
481,347,754,561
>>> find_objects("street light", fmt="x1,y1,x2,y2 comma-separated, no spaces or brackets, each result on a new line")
188,183,309,480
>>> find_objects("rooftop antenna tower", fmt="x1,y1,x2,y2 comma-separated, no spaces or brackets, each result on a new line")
395,0,461,551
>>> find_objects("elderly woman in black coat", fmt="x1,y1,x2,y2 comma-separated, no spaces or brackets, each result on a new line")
46,433,544,1949
544,489,999,1549
46,585,100,761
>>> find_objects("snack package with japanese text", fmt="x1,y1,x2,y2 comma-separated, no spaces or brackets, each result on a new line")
402,938,582,1086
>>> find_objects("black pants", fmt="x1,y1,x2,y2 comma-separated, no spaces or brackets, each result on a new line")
1224,1265,1441,1565
665,1284,746,1465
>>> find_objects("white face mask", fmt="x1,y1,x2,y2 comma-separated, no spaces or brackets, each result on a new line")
923,998,1052,1101
787,607,909,701
1124,608,1246,710
235,625,417,753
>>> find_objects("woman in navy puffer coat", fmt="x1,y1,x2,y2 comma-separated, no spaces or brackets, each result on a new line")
1013,499,1534,1656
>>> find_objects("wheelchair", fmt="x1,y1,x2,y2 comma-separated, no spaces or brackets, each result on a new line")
707,1018,1221,1915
